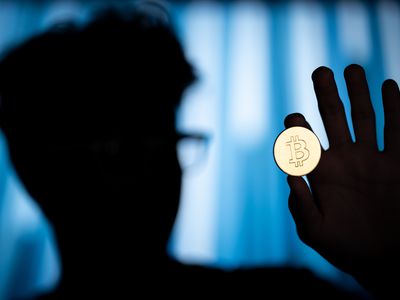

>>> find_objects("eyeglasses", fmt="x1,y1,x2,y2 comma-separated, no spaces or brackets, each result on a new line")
176,132,210,170
138,131,210,170
43,131,210,171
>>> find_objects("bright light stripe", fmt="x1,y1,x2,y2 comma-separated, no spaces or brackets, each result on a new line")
337,0,371,63
289,1,329,149
226,1,269,147
288,1,337,277
377,1,400,82
171,1,224,264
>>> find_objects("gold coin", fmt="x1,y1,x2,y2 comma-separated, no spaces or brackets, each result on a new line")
273,126,321,176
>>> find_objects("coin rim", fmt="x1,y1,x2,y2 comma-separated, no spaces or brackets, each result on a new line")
273,126,321,176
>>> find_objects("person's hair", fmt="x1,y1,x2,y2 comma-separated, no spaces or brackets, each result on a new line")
0,4,195,144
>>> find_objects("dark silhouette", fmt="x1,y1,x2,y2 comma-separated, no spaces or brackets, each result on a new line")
0,5,361,299
285,64,400,299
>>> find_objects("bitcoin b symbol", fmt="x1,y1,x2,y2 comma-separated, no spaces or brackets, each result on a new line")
286,135,310,167
274,126,321,176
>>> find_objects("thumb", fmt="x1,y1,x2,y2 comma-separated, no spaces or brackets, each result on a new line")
287,175,322,243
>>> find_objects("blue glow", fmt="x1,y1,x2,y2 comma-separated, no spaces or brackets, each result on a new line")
0,132,60,299
378,1,400,82
226,1,269,147
337,1,371,64
0,1,397,297
171,1,225,264
172,0,381,291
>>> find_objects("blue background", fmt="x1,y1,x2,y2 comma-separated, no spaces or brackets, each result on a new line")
0,0,398,298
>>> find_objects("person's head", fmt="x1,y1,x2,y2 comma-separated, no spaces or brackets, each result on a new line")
0,5,195,261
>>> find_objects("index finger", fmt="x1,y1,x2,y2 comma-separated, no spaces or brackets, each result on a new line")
312,67,352,148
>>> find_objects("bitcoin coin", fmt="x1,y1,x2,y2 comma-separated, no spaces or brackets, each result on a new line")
273,126,321,176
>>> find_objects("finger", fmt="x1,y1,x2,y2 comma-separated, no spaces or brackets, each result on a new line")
312,66,352,148
382,79,400,152
287,176,322,243
284,113,312,130
344,64,377,148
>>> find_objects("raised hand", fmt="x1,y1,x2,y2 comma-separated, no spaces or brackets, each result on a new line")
285,64,400,297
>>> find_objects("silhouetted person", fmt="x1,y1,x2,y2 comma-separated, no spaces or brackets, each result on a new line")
285,64,400,299
0,4,361,299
